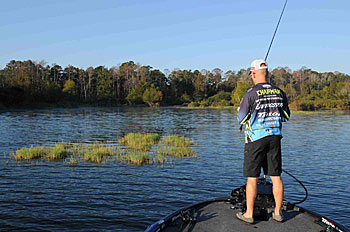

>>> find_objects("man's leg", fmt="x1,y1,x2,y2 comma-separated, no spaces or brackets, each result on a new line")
244,177,258,218
270,176,284,215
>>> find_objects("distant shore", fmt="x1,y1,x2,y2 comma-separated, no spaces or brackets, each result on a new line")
1,103,349,115
1,60,349,113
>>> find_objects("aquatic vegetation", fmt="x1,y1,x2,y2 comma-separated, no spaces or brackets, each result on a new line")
161,136,192,147
14,144,71,161
152,154,167,165
83,143,114,163
155,135,195,158
124,151,150,165
45,143,70,160
84,151,104,163
69,156,78,166
119,133,160,151
72,143,83,154
14,146,46,160
156,146,195,158
11,134,195,166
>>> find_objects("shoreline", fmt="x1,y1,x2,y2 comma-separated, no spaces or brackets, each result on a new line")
1,103,349,115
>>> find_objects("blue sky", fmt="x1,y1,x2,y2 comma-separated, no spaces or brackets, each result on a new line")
1,0,350,73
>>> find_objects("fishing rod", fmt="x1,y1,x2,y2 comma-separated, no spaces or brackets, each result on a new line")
239,0,288,132
265,0,288,61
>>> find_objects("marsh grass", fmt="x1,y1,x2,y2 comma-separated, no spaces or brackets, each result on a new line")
72,143,83,155
156,146,195,158
14,146,47,160
69,156,78,166
119,133,160,151
84,151,104,163
11,134,195,165
152,154,167,165
83,143,115,163
14,144,72,161
161,136,192,147
124,151,150,165
45,143,70,160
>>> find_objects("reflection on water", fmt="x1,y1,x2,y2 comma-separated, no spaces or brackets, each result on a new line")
0,107,349,231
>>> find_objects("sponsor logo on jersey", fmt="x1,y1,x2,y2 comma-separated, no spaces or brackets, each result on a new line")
255,96,283,103
256,102,283,110
257,111,280,118
256,88,281,96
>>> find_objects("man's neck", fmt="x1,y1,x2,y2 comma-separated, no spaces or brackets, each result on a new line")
254,80,267,85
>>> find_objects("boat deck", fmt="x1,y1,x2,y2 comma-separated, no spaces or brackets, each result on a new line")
163,201,325,232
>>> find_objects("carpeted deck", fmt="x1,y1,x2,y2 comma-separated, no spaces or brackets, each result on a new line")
163,201,324,232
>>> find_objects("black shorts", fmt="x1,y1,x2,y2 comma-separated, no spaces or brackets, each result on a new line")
243,135,282,177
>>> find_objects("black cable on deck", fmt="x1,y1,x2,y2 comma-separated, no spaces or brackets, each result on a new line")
282,168,308,205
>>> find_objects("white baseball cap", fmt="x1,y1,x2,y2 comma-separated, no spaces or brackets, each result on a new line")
250,59,268,72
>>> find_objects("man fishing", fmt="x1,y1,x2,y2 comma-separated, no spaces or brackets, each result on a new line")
236,59,290,224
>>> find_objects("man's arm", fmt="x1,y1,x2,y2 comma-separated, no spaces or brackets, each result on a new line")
282,91,291,121
237,92,251,125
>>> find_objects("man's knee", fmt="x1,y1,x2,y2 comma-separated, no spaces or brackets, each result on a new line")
247,177,259,183
270,176,283,187
270,176,282,182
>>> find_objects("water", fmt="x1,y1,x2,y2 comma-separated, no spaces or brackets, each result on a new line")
0,107,349,231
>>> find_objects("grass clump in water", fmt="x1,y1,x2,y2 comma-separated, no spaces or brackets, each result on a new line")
161,136,192,147
155,135,195,158
11,134,195,166
69,156,78,166
152,154,167,165
119,133,160,151
14,146,46,160
83,143,114,163
14,143,72,161
45,143,70,160
156,146,195,158
84,151,104,163
124,151,150,165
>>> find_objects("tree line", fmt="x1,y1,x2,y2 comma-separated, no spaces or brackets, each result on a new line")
0,59,349,110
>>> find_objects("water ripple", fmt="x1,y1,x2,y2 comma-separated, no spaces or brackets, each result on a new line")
0,107,349,231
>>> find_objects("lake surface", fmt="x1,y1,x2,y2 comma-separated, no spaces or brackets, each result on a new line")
0,107,349,231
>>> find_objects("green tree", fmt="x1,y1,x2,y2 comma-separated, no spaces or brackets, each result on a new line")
96,66,113,101
231,81,253,106
207,91,232,107
169,69,195,104
44,81,61,103
142,84,163,107
62,79,75,95
194,72,206,101
126,81,148,105
119,61,137,97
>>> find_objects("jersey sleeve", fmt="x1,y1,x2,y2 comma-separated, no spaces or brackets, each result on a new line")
281,91,291,121
237,91,251,125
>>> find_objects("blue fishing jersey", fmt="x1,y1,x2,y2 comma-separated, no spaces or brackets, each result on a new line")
237,83,290,143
